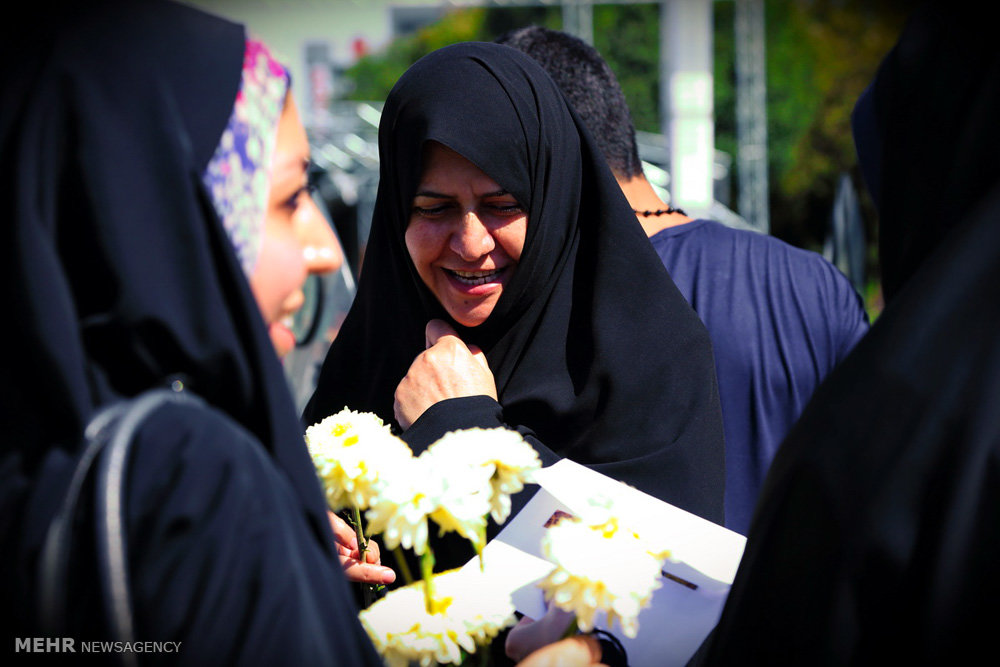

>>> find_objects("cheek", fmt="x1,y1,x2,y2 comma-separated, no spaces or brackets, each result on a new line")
249,232,307,323
496,216,527,262
404,221,442,275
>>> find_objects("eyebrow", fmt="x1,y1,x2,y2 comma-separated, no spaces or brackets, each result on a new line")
414,188,511,199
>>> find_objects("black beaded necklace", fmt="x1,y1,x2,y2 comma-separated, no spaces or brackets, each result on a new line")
633,205,687,217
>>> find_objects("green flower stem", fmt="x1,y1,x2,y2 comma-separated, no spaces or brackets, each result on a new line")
477,526,487,572
560,615,579,640
350,506,374,607
420,549,436,613
392,547,415,585
352,506,369,563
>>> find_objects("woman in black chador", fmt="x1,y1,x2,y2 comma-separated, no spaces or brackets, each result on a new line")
0,1,384,661
303,41,727,570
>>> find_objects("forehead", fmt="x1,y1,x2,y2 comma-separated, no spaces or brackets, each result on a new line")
273,96,308,159
417,142,504,193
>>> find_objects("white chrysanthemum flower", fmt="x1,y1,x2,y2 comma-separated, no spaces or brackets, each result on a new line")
305,407,412,511
364,450,502,557
359,569,516,667
426,461,493,552
364,457,438,555
424,427,541,523
538,514,670,638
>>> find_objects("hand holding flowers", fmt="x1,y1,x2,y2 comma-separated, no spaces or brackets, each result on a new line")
307,409,542,665
308,408,666,666
327,510,395,585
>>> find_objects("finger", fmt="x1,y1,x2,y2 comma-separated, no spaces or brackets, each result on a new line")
578,636,605,665
393,393,411,431
365,539,381,564
561,636,604,665
342,561,397,585
425,319,461,348
506,604,577,662
505,616,538,661
468,344,492,373
517,636,605,667
327,511,359,551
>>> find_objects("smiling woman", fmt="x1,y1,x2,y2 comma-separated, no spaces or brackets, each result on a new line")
248,93,342,357
303,42,727,572
406,142,528,328
1,0,384,660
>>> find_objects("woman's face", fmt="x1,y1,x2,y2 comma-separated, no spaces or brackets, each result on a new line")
405,142,527,328
250,93,343,358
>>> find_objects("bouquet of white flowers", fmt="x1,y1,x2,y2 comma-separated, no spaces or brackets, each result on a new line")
307,409,541,665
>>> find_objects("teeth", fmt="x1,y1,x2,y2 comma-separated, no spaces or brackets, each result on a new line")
449,268,502,286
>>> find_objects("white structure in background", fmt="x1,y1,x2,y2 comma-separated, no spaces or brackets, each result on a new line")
188,1,756,226
188,0,397,122
660,0,714,218
734,0,769,233
188,0,766,405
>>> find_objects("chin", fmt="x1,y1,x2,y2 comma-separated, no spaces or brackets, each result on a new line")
444,300,498,329
447,310,489,328
268,323,296,359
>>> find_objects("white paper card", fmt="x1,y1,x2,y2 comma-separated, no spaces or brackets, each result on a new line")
458,458,746,667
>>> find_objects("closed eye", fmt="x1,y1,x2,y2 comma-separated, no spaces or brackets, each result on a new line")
412,202,452,217
485,202,524,215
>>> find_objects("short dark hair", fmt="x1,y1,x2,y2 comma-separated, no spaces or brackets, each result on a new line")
496,25,644,179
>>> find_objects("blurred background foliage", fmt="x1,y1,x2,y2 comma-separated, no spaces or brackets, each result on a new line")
341,0,916,319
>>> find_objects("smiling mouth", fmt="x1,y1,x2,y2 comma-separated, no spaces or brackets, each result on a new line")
445,267,506,286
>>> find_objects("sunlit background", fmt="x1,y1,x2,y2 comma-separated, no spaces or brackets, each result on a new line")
187,0,915,405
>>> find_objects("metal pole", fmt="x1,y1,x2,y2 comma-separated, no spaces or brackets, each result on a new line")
562,0,594,45
660,0,714,217
734,0,769,233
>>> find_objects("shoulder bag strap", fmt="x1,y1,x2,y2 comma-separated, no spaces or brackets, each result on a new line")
39,386,203,653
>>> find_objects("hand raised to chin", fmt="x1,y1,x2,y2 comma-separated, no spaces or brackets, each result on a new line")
393,319,497,430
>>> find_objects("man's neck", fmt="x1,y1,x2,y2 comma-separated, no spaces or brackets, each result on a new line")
617,174,693,237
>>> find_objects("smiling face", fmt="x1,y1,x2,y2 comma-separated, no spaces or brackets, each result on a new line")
404,142,528,328
250,93,342,358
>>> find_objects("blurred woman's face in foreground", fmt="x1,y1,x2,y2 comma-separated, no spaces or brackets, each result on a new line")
251,93,343,357
405,141,527,328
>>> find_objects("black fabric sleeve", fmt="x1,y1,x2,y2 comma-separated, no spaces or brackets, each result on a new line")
123,403,381,666
398,395,561,572
401,395,561,469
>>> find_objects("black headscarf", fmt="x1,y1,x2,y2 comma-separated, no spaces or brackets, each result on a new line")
696,3,1000,663
304,42,725,525
1,2,378,661
859,2,1000,302
0,0,318,522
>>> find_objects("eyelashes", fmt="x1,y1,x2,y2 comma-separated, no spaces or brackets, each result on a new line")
411,202,525,218
283,182,318,211
412,204,448,217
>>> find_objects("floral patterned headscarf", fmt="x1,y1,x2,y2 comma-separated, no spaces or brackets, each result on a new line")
203,37,291,276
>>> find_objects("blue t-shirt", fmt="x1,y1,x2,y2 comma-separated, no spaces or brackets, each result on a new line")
650,219,869,534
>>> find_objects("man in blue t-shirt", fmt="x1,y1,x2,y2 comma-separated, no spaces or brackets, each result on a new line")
498,26,870,535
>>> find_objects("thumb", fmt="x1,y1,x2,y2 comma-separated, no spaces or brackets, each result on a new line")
425,318,461,349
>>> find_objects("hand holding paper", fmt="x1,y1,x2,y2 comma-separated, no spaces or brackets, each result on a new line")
458,458,747,667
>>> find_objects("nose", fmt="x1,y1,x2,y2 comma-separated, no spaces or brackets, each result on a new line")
297,196,344,275
450,211,495,261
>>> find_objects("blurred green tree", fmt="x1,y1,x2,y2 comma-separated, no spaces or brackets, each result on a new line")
756,0,912,254
340,0,914,317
